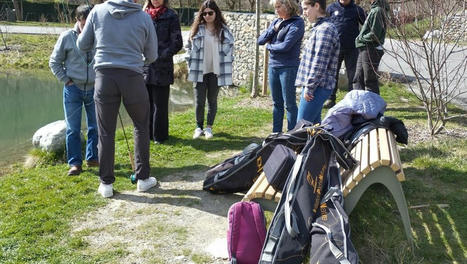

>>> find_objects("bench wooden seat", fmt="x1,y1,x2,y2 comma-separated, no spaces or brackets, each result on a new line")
242,128,413,245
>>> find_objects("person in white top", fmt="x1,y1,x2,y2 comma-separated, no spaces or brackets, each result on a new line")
186,0,234,140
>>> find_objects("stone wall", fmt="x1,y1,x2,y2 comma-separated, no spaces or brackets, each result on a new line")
223,12,313,87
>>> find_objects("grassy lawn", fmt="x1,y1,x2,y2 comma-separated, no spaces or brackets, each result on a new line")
1,82,466,263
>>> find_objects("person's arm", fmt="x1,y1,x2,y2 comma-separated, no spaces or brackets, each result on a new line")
359,9,385,44
49,33,72,84
257,19,278,45
159,13,183,60
144,16,158,65
266,19,304,53
76,12,95,52
305,26,339,94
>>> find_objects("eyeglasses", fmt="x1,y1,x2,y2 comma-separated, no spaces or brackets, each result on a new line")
202,11,214,17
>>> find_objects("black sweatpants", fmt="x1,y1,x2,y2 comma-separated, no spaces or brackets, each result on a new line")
147,84,170,142
94,68,150,184
352,47,384,95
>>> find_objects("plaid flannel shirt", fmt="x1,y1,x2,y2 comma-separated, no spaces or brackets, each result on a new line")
295,17,340,97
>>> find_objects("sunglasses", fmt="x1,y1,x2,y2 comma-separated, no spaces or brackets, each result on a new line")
202,11,214,17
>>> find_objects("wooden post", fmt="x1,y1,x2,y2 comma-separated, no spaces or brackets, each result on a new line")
262,21,270,96
251,0,261,98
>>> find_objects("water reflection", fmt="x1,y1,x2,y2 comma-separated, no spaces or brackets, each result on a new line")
0,70,226,166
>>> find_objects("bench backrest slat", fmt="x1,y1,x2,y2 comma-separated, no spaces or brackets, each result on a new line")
378,128,392,166
369,129,380,168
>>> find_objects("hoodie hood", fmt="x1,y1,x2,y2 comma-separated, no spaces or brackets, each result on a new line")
372,0,390,12
107,0,142,19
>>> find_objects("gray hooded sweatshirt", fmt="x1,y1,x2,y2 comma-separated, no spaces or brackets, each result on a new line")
49,22,95,90
77,0,158,74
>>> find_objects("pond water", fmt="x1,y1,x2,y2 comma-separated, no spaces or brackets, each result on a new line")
0,70,212,166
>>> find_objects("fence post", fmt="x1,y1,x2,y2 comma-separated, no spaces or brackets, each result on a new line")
262,21,270,96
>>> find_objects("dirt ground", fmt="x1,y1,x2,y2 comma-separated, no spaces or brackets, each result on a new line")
72,170,243,263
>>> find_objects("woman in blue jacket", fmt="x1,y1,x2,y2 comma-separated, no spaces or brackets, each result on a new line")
143,0,183,144
258,0,304,133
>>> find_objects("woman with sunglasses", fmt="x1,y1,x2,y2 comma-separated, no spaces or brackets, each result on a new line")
258,0,304,133
186,0,234,139
143,0,183,144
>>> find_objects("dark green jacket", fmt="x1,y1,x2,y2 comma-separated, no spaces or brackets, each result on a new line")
355,0,389,48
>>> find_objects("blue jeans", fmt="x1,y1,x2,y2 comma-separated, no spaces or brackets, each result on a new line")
269,66,298,132
297,87,332,124
63,84,98,166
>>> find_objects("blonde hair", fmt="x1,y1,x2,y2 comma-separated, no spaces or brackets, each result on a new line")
271,0,301,17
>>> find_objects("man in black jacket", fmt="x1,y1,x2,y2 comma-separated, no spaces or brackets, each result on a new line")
324,0,365,108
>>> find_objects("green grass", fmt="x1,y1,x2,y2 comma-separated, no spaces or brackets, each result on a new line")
0,34,58,70
0,21,71,27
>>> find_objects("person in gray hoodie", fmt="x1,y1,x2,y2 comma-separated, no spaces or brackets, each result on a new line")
77,0,158,198
49,4,97,176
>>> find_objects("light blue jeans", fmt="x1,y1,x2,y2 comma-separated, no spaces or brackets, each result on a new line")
269,66,298,132
297,87,332,125
63,84,98,166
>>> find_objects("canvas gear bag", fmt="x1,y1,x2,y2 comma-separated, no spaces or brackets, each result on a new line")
259,129,356,264
203,143,263,193
203,121,316,194
227,201,267,264
264,144,297,192
309,154,359,264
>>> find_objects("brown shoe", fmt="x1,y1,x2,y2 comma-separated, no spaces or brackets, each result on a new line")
86,160,99,167
68,165,82,176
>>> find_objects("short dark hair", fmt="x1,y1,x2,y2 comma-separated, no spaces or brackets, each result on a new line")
76,4,93,20
303,0,326,13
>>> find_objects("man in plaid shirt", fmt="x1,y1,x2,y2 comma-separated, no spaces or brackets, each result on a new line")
295,0,340,124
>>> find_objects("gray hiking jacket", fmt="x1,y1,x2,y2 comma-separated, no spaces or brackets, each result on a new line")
77,0,158,74
49,22,95,90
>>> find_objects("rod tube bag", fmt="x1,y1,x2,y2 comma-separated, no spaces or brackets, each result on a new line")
227,201,267,264
309,155,359,264
259,133,332,264
264,144,296,192
259,129,357,264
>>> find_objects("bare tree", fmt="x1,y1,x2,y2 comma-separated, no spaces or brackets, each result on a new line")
11,0,22,21
386,0,467,135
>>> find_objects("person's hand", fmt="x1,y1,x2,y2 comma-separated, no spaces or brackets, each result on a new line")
65,80,74,86
304,92,314,102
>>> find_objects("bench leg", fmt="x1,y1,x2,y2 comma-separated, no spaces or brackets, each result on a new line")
344,167,414,247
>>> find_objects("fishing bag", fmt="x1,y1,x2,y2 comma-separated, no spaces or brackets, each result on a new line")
309,155,359,264
203,143,263,194
227,201,267,264
203,121,314,194
259,129,356,264
264,144,296,192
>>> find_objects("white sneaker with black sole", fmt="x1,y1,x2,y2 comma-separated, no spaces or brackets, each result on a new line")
137,177,158,192
98,183,113,198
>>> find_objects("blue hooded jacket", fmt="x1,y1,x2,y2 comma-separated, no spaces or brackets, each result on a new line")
326,0,366,50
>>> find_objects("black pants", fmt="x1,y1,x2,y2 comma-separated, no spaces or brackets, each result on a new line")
147,84,170,142
329,48,359,101
353,47,384,94
194,73,219,129
94,68,150,184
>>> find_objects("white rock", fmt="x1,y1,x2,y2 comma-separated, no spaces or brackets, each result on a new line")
32,120,83,153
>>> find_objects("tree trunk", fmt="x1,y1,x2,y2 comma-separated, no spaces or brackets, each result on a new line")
251,0,260,98
12,0,23,21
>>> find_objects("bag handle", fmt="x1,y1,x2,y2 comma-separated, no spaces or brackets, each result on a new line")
312,223,352,264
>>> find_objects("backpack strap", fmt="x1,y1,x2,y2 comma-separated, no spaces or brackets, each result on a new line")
250,202,266,245
229,203,242,263
312,223,352,264
284,154,304,238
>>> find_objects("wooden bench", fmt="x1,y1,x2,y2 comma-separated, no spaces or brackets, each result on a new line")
242,128,413,245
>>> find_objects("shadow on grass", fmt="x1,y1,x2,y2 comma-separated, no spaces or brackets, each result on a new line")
350,183,465,264
386,105,467,127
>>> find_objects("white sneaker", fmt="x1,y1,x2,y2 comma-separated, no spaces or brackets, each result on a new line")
204,127,213,139
137,177,158,192
98,183,113,198
193,128,204,139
